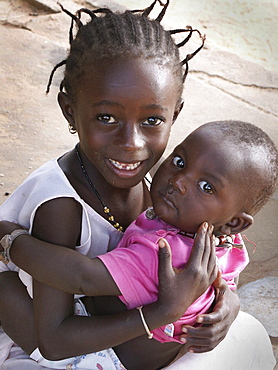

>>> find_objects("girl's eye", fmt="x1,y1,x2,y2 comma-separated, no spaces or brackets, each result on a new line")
97,115,117,124
142,117,164,126
199,181,213,194
172,156,185,168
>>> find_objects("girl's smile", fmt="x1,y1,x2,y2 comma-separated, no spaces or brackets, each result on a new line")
108,159,141,171
106,158,145,180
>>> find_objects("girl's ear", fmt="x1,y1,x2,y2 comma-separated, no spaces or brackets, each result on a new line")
58,92,76,128
172,100,184,124
219,212,254,235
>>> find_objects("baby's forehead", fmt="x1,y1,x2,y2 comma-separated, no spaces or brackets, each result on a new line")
180,127,266,176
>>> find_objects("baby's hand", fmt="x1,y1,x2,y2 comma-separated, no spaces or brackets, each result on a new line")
157,222,218,322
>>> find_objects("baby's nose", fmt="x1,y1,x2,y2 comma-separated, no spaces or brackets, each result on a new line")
168,175,187,195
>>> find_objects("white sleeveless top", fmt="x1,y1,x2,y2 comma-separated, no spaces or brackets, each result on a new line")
0,157,124,295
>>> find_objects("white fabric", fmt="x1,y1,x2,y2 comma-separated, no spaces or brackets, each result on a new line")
166,311,276,370
30,346,125,370
0,328,47,369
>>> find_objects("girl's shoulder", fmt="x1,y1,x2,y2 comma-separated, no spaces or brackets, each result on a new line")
0,153,82,227
22,156,78,198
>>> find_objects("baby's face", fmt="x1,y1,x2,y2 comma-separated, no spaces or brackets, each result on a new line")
150,126,247,233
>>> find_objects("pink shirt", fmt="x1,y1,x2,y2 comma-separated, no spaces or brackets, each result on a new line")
99,210,249,343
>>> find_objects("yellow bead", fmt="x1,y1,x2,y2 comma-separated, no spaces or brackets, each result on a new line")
104,207,110,213
108,215,114,221
118,226,124,231
114,223,120,228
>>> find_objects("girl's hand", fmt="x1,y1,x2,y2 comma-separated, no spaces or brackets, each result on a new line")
179,276,240,353
157,222,218,323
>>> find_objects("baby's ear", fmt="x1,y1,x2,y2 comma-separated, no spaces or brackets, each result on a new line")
58,92,76,127
172,100,184,124
219,212,254,235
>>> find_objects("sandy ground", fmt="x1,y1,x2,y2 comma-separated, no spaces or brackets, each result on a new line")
0,0,277,366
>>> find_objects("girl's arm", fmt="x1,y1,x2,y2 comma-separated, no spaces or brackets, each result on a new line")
0,271,37,355
0,219,217,302
0,212,218,361
30,197,176,360
8,228,121,297
2,199,159,360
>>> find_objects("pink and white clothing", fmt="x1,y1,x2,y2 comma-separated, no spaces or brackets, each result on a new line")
99,209,249,343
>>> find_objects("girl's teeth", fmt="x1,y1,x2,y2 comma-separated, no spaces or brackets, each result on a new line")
109,159,141,170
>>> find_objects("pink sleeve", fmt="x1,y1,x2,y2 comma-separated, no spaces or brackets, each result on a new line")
98,236,159,309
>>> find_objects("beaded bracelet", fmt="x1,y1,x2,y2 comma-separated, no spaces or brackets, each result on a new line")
0,229,29,264
137,306,153,339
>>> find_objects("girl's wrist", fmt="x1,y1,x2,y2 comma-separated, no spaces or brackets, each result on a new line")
143,301,182,330
0,221,24,240
0,229,29,264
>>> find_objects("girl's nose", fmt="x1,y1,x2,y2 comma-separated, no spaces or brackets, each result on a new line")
168,174,187,195
116,124,145,150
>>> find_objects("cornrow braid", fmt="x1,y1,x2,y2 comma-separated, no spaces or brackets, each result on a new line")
46,0,205,100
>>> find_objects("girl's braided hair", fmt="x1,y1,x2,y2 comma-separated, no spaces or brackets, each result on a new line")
46,0,205,101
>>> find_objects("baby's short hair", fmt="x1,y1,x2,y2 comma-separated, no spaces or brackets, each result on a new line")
205,120,278,215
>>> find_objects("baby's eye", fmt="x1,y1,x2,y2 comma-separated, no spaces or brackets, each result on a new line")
142,117,164,126
172,156,185,168
199,181,213,194
97,115,117,124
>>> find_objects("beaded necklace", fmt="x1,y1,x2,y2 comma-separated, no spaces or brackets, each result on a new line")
75,144,124,231
146,207,243,249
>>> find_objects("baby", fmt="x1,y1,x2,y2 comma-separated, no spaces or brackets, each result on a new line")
93,119,278,342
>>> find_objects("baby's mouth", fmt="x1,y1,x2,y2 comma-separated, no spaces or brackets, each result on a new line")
109,159,141,171
162,192,177,210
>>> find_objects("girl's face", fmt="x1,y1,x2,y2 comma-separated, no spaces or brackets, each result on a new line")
62,58,181,189
150,126,246,234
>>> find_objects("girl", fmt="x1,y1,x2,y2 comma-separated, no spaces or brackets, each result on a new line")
0,1,248,369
